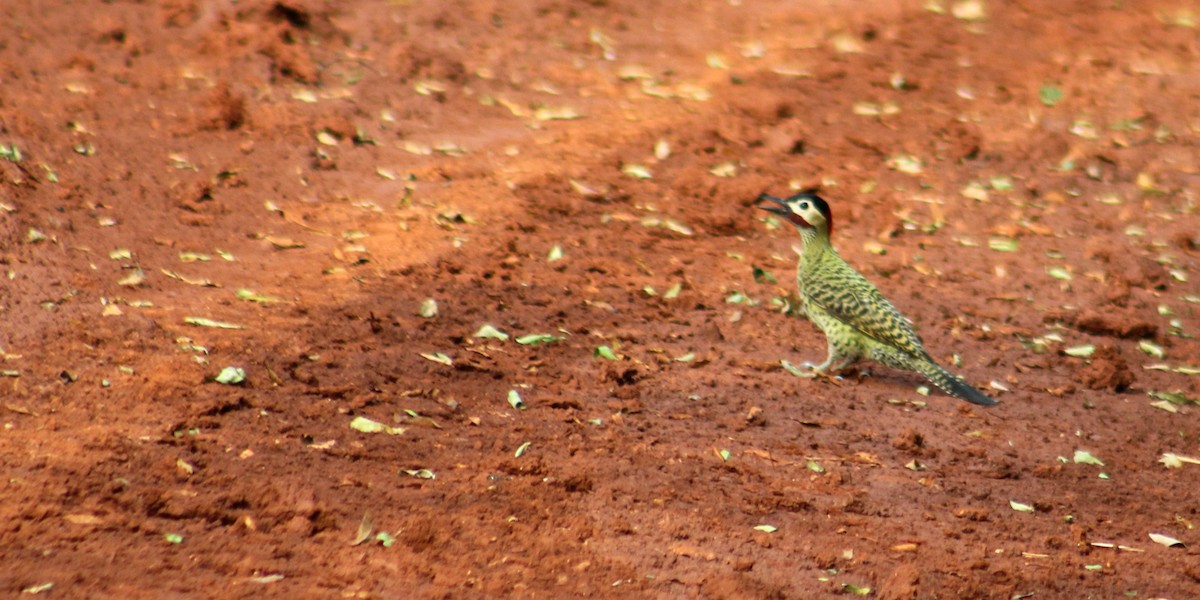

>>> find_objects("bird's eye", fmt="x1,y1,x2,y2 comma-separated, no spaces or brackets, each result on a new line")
799,202,809,210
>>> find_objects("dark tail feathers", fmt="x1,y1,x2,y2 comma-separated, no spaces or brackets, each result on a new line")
916,361,998,407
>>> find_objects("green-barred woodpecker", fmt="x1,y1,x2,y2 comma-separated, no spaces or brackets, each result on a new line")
758,192,997,407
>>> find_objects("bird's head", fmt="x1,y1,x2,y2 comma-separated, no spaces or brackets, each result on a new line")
756,192,833,235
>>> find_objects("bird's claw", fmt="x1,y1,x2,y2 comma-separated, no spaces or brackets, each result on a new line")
801,361,843,382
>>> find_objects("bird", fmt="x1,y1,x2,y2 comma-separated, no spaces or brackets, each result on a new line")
757,191,997,406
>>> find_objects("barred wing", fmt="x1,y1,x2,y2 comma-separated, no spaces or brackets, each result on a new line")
800,257,930,359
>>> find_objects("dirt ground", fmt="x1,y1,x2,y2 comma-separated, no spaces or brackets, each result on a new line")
2,0,1200,597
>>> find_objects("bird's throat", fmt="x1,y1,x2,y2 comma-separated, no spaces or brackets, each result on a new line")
798,227,832,262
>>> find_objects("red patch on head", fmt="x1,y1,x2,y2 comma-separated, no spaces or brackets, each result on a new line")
790,193,833,234
786,211,811,229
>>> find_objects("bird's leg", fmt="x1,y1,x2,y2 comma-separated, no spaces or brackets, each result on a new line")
801,357,833,373
831,356,858,373
801,340,852,380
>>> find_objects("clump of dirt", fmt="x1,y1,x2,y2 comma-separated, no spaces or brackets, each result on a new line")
1064,308,1158,340
1071,344,1136,392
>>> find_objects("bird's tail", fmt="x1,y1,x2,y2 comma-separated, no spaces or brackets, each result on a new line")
914,360,998,406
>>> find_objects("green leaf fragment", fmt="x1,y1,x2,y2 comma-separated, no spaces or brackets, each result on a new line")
0,144,22,162
515,333,563,345
720,290,748,304
1009,500,1035,513
1148,390,1198,406
184,317,245,329
654,138,671,159
1150,400,1178,413
718,449,731,461
514,441,532,458
436,142,468,157
806,458,825,473
1159,453,1200,468
752,266,777,283
164,533,184,544
960,181,989,202
179,251,211,262
886,154,923,175
617,64,651,80
622,164,653,179
709,162,737,177
1138,340,1165,358
419,352,453,366
21,583,53,594
1039,85,1063,106
117,269,146,287
1047,266,1073,281
214,366,246,385
473,324,508,341
1072,450,1105,466
109,248,132,260
1148,532,1184,548
841,583,872,596
594,345,618,360
349,416,405,435
988,238,1019,252
852,101,900,116
663,282,682,299
1083,564,1102,571
533,106,583,121
640,217,694,236
316,130,339,146
668,220,697,236
376,532,397,547
1064,344,1095,357
753,524,777,533
507,389,526,410
403,469,436,480
674,352,695,363
236,289,285,304
951,0,986,20
417,298,439,318
547,245,564,262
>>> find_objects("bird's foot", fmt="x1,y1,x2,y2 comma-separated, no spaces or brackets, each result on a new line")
800,361,844,382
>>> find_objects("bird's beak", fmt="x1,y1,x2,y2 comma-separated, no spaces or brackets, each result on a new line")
756,194,788,217
757,193,812,228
